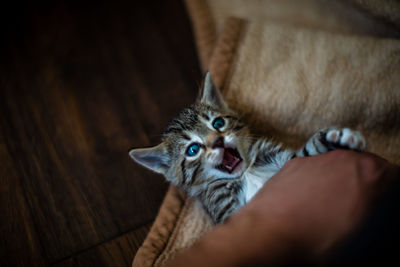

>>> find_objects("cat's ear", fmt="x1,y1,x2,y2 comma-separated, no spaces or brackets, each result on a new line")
129,143,169,174
197,71,228,109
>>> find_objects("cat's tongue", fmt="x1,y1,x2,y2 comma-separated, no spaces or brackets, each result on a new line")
222,148,241,172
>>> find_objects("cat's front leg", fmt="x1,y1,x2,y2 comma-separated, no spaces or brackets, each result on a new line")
296,128,366,157
200,179,246,224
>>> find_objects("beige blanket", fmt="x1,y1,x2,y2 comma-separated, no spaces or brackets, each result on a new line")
133,1,400,266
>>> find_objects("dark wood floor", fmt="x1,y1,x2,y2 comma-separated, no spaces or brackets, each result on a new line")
0,0,201,266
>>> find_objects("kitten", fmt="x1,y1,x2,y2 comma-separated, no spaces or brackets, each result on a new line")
129,72,366,224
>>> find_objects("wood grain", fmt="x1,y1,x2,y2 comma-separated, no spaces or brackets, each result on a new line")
0,132,46,266
0,0,201,265
52,223,152,267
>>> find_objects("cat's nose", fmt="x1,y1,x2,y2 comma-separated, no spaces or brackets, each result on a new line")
212,136,224,149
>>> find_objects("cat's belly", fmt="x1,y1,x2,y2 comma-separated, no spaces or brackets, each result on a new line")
244,168,277,202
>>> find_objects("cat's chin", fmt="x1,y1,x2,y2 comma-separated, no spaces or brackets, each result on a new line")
219,161,245,176
215,161,243,174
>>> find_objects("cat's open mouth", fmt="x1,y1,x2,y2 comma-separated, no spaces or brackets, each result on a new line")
216,148,242,174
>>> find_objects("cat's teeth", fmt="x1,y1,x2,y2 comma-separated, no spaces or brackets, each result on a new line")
219,148,242,174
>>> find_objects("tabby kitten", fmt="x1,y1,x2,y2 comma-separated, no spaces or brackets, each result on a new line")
130,72,366,224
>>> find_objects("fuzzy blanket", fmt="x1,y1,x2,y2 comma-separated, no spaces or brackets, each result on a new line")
133,0,400,266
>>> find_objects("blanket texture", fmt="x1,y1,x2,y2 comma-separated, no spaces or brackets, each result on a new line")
133,1,400,266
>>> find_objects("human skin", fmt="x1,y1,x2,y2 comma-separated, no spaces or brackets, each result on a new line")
166,150,399,267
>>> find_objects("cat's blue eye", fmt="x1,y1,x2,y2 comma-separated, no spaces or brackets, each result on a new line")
186,143,201,156
212,117,225,130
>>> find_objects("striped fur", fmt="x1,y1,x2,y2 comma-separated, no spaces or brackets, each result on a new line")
130,72,366,224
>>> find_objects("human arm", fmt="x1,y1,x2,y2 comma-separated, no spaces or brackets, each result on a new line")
166,150,399,266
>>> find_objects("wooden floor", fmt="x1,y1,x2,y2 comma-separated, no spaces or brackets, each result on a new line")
0,0,201,266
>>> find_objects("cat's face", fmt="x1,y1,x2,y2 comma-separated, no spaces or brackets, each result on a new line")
130,73,254,189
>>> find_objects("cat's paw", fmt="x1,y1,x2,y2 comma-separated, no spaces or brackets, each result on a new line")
323,128,366,151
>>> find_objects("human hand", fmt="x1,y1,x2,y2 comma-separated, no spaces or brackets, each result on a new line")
245,150,397,255
167,150,399,266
